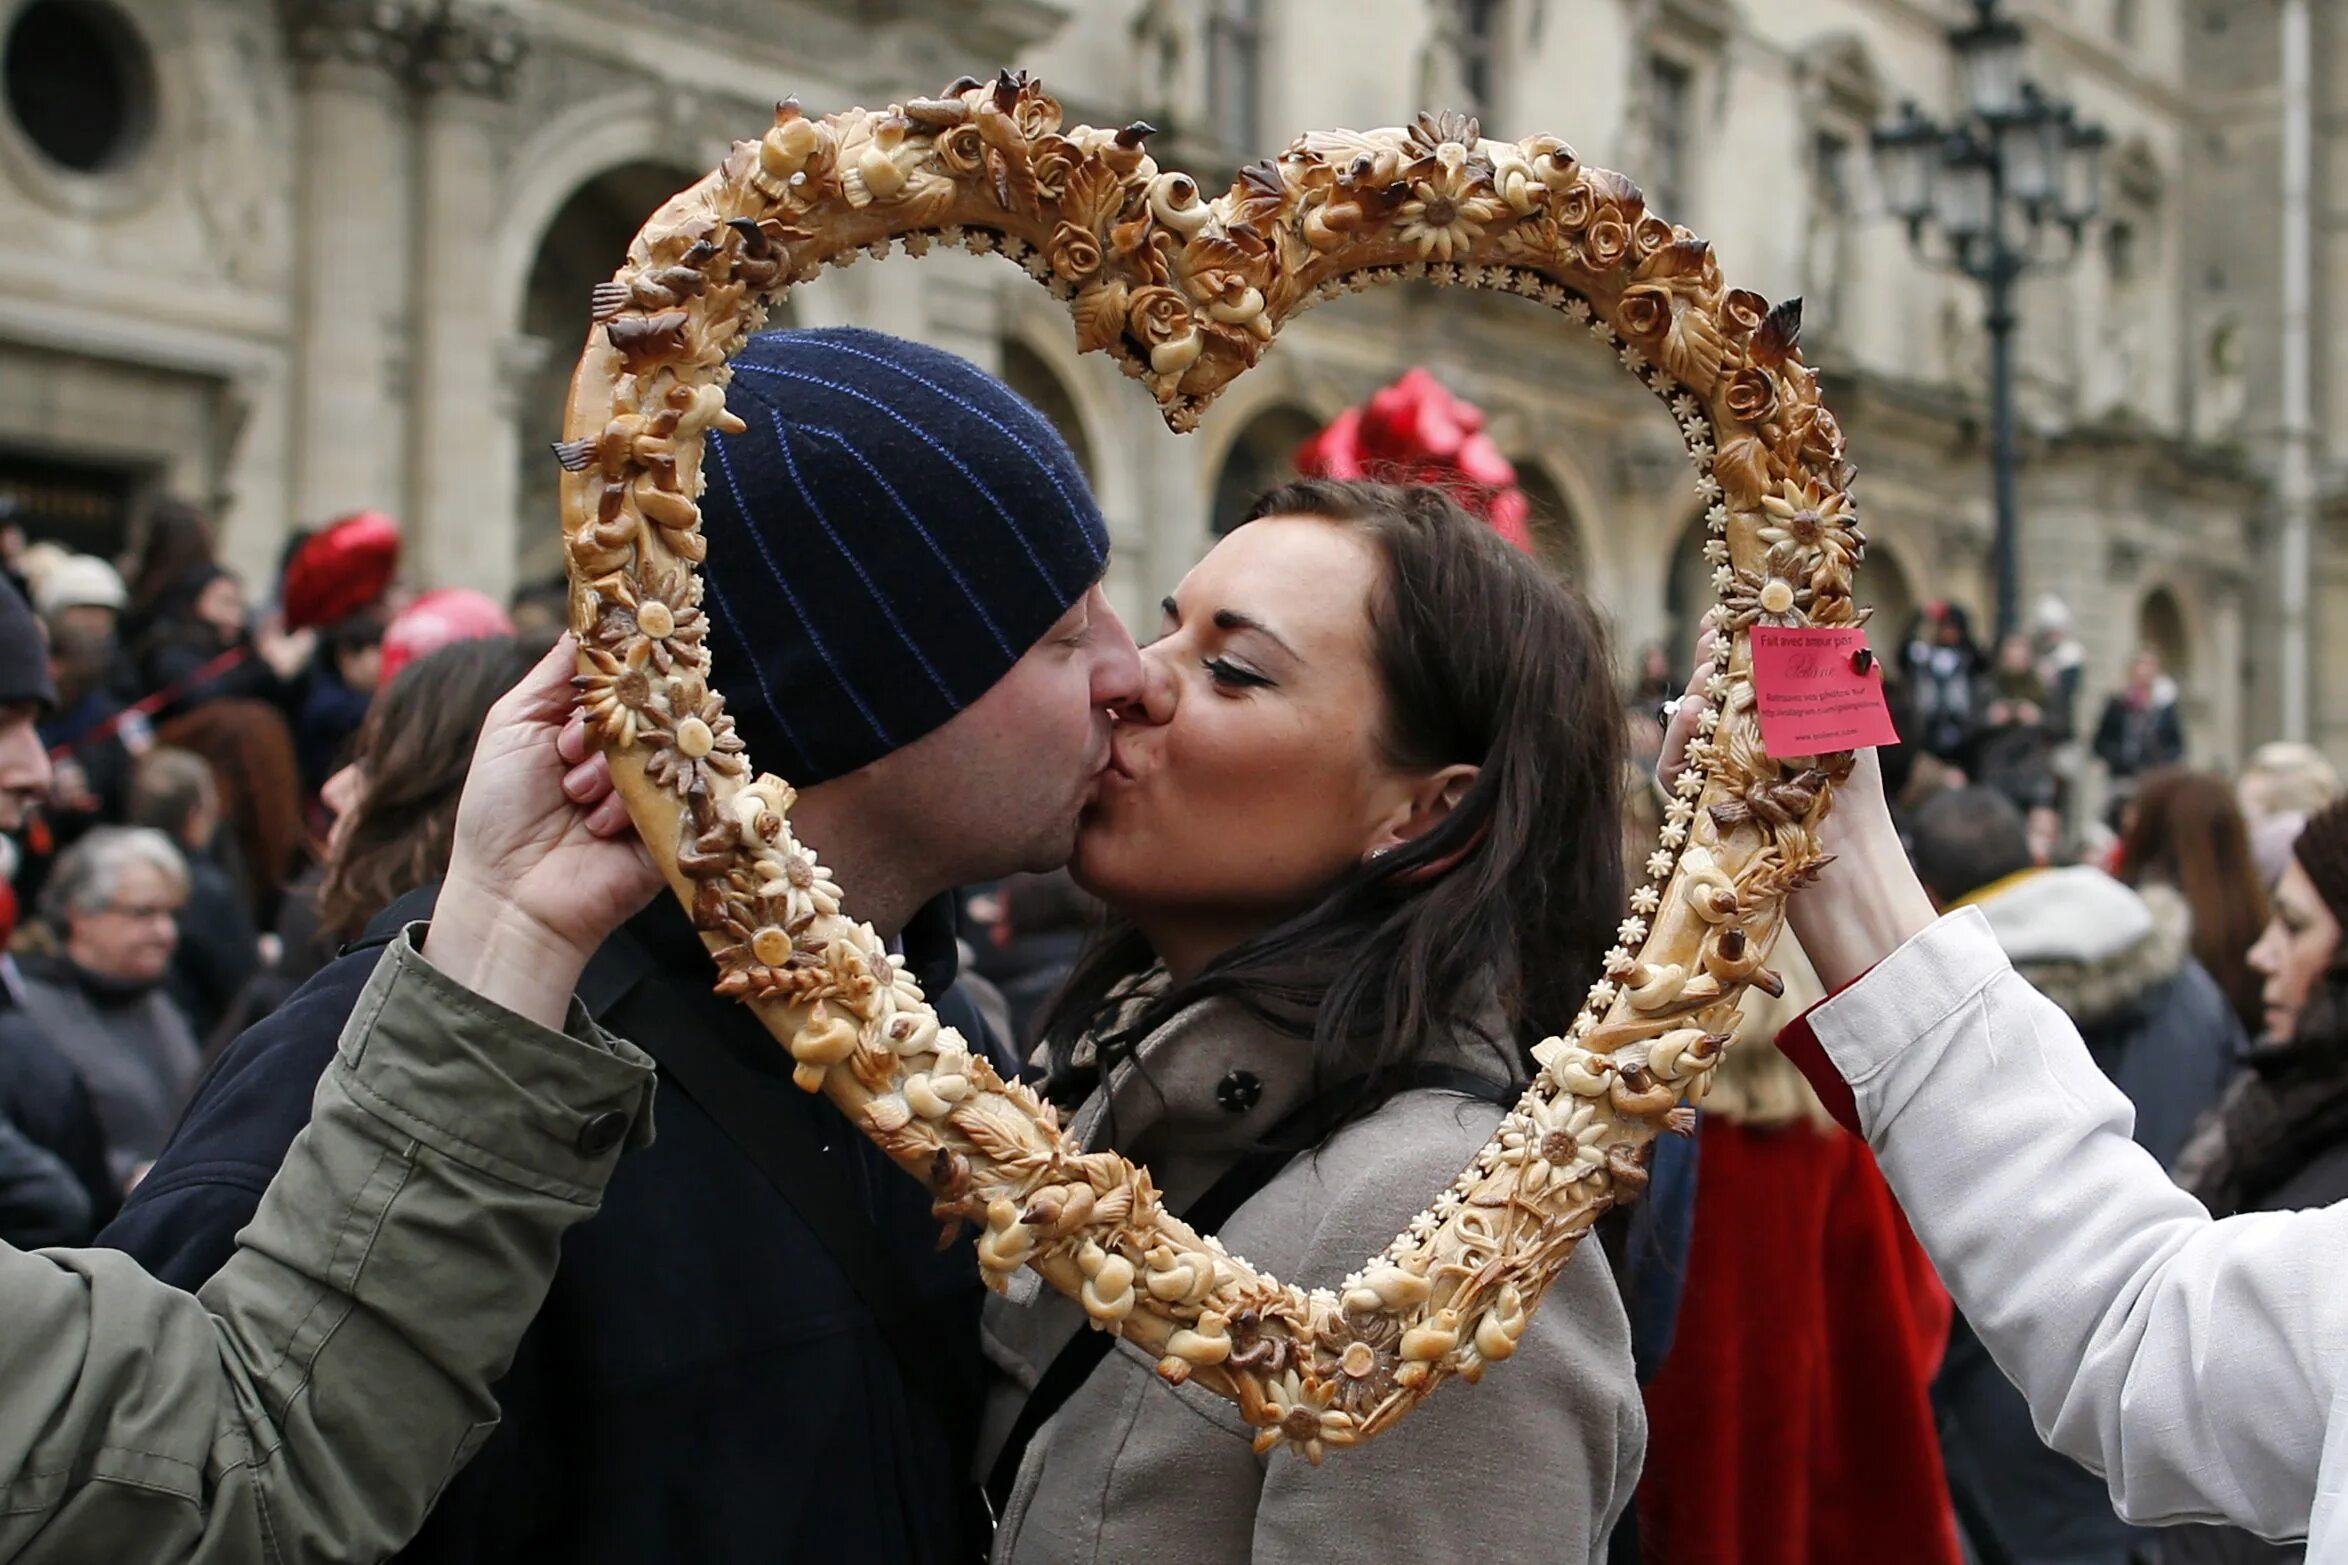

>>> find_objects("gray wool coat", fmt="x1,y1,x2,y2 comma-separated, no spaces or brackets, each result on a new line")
981,992,1646,1564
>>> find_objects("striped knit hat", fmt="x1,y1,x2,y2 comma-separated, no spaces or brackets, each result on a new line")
699,327,1110,784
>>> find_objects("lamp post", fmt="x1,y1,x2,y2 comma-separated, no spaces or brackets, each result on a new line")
1872,0,2110,642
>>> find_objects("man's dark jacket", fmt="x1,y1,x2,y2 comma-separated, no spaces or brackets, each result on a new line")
103,885,1002,1563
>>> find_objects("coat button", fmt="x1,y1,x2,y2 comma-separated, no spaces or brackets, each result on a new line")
1215,1070,1263,1114
576,1110,630,1156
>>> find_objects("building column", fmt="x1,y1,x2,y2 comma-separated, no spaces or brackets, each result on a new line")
410,4,528,600
283,0,421,531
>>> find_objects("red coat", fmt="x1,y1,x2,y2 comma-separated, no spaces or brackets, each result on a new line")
1638,1119,1963,1565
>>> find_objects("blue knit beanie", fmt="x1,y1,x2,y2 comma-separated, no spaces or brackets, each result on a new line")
699,327,1110,785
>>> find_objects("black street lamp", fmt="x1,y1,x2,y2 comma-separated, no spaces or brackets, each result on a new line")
1872,0,2109,641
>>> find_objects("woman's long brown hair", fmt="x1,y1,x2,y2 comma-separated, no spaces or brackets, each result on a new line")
315,637,535,941
2117,766,2271,1035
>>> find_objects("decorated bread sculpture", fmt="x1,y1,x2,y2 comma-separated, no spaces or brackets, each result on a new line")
557,73,1862,1460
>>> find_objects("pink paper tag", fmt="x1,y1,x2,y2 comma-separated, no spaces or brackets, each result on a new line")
1748,626,1900,758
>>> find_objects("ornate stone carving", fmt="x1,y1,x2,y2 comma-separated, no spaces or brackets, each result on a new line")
279,0,429,74
411,2,528,97
280,0,526,95
558,75,1865,1457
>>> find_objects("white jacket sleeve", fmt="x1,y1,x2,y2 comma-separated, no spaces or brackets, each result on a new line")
1808,907,2348,1543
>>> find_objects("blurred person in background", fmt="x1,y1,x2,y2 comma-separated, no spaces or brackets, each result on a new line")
1975,631,2062,859
507,575,570,643
292,606,387,792
19,827,198,1190
35,615,140,868
2152,800,2348,1565
2117,768,2272,1039
2030,593,2087,743
127,747,261,1049
152,696,304,929
2240,741,2339,825
120,500,218,647
30,553,128,650
130,564,314,721
2094,647,2186,812
2238,742,2341,892
1909,786,2238,1565
965,869,1096,1050
1901,601,1987,771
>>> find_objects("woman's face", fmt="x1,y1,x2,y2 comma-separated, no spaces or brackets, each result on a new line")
196,575,246,640
2247,857,2342,1041
1072,515,1436,950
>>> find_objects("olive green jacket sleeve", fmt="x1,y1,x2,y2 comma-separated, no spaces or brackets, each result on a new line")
0,923,657,1565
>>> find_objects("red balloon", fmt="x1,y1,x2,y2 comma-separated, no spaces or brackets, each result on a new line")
379,587,514,685
1296,370,1534,554
280,511,402,630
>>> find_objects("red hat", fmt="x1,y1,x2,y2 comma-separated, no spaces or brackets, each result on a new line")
379,588,513,685
281,511,401,630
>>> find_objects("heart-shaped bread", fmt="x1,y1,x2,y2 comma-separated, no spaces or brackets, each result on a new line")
557,72,1862,1459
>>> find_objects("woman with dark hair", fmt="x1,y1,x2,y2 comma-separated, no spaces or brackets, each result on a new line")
2155,802,2348,1563
985,480,1642,1562
129,567,314,721
313,635,538,946
2117,767,2271,1038
119,499,218,648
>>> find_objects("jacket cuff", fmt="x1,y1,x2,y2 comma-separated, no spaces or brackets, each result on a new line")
332,923,657,1203
1771,1009,1864,1139
1799,907,2010,1138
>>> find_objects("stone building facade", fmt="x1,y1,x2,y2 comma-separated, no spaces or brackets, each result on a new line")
0,0,2325,768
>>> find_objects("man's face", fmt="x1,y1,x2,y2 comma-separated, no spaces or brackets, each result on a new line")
67,859,184,985
859,585,1141,883
0,702,51,830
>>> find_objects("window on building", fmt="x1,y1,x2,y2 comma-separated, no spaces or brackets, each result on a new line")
1456,0,1506,121
2,0,155,174
1206,0,1263,155
1645,54,1695,216
1806,129,1854,332
2113,0,2140,48
1811,130,1852,221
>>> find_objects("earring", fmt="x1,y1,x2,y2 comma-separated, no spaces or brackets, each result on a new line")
1366,845,1394,863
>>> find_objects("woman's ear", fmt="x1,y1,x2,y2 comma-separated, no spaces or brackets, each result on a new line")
1363,764,1479,861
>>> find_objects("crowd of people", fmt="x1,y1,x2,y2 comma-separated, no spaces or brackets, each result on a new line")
1620,591,2348,1563
0,324,2344,1565
0,502,561,1242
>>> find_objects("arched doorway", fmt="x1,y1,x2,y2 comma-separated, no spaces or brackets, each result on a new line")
1860,540,1917,654
999,340,1096,483
1514,459,1585,581
1210,404,1322,535
511,160,709,586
